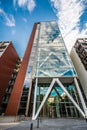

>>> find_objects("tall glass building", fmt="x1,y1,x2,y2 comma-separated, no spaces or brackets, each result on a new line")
4,21,87,119
20,21,86,120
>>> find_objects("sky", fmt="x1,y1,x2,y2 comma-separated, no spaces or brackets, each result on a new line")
0,0,87,57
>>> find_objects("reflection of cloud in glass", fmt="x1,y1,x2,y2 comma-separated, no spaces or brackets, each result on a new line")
40,22,61,44
35,21,76,77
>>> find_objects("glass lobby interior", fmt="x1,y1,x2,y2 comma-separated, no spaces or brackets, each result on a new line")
31,78,82,118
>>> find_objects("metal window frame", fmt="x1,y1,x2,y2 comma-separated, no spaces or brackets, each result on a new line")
32,78,86,120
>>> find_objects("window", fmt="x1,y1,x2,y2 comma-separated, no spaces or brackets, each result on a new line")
84,48,87,52
81,50,86,57
0,50,3,55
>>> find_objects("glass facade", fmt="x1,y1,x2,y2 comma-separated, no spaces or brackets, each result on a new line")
34,21,76,77
18,21,85,118
35,83,81,118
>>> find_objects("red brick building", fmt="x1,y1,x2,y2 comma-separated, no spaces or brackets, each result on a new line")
0,41,20,115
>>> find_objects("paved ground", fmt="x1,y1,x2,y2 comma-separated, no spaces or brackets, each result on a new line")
0,118,87,130
0,122,20,130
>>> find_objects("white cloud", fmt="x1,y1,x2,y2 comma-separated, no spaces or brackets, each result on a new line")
14,0,36,12
50,0,87,53
0,8,15,27
27,0,36,12
18,0,27,7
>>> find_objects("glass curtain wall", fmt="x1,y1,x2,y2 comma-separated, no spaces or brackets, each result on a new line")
35,21,76,77
17,21,82,118
33,21,82,118
35,83,81,118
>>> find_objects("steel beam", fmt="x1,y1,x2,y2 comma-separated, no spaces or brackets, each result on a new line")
56,78,85,118
32,78,38,119
32,78,85,120
32,78,56,120
74,77,87,118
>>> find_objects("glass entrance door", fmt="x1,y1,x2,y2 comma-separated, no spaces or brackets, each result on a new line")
40,97,58,118
35,83,81,118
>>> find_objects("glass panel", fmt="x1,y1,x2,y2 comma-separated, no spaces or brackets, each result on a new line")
35,46,76,77
39,22,63,46
36,68,76,77
35,83,80,118
34,21,76,77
